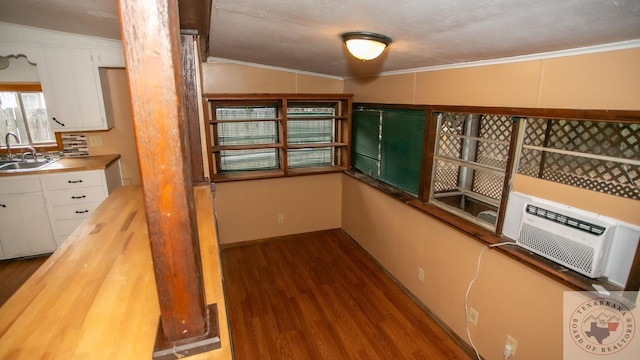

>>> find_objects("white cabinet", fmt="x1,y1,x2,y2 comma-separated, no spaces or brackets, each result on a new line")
43,162,122,246
0,160,122,258
0,23,124,132
0,176,56,259
40,48,122,132
0,47,124,132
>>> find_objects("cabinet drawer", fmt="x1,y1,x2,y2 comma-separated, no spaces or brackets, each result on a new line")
51,218,87,237
43,171,104,190
48,187,107,206
0,176,42,195
51,201,102,221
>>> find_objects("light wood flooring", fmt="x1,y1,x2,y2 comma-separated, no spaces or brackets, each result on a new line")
221,229,472,360
0,255,48,307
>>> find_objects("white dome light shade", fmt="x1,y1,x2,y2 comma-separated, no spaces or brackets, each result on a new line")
341,32,392,61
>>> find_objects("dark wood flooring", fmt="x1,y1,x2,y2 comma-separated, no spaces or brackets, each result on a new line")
221,229,471,360
0,255,48,307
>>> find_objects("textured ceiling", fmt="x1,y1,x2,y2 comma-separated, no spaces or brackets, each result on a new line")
1,0,639,78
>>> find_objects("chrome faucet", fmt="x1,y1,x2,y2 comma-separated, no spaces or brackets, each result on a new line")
4,132,19,160
23,146,38,162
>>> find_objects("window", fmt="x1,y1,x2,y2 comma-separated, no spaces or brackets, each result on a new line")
518,119,639,200
206,94,352,181
352,107,425,195
350,104,640,292
430,112,514,229
350,104,639,235
215,104,280,172
0,86,56,148
287,103,338,169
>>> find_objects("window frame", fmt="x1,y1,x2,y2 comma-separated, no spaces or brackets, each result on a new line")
425,111,522,235
204,94,352,182
0,83,62,154
352,107,426,196
351,102,640,295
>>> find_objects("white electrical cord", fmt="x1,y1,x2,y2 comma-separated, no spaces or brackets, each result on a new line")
465,241,516,360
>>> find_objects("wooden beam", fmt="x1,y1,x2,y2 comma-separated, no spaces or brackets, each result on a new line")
178,0,212,57
181,34,208,185
117,0,219,357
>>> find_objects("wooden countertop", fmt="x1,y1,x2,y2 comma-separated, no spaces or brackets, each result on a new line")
0,154,121,176
0,185,232,360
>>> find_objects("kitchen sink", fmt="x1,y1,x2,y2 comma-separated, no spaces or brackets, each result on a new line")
0,158,59,171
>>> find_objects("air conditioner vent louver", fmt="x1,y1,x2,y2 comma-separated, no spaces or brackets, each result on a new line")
525,205,606,236
519,222,595,274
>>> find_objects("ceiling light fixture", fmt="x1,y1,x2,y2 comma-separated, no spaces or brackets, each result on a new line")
341,31,392,61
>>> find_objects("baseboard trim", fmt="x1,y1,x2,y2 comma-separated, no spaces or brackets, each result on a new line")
218,228,342,249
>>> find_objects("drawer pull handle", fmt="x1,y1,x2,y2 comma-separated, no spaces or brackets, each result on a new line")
0,204,6,208
68,180,83,184
71,195,87,199
75,210,89,214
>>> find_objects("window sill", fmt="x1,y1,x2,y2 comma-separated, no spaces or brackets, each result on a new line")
213,166,347,182
344,169,624,293
213,169,284,182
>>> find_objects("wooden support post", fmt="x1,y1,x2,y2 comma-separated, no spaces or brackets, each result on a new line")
181,32,208,185
117,0,219,357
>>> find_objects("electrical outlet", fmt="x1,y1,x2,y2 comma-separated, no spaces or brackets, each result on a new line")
468,308,479,326
505,334,518,356
417,268,424,282
277,213,284,223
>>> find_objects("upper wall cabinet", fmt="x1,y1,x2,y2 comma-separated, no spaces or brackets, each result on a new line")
0,22,124,132
38,49,124,131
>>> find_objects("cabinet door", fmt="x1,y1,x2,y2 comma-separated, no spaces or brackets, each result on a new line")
41,49,82,131
0,196,30,257
0,194,55,258
41,49,111,131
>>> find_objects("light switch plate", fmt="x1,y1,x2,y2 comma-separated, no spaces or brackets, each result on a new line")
89,135,103,147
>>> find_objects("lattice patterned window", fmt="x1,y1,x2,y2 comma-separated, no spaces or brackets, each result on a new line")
206,95,352,181
430,112,513,229
518,119,640,200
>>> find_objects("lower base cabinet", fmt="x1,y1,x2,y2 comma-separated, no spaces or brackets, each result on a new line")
0,160,122,260
0,193,56,258
43,163,122,247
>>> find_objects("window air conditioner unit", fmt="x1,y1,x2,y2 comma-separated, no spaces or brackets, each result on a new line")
503,192,640,286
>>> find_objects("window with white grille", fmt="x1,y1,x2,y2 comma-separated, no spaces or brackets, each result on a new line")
207,95,352,181
430,112,513,229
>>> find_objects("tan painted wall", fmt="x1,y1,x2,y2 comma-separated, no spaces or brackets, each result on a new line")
215,174,342,244
342,48,640,360
346,47,640,110
342,175,568,359
202,61,343,94
85,69,140,186
201,61,345,243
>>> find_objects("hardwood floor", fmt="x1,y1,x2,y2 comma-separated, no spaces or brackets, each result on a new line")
221,229,471,360
0,255,48,307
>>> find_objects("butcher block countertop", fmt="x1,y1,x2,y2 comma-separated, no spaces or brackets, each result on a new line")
0,154,121,176
0,185,231,360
